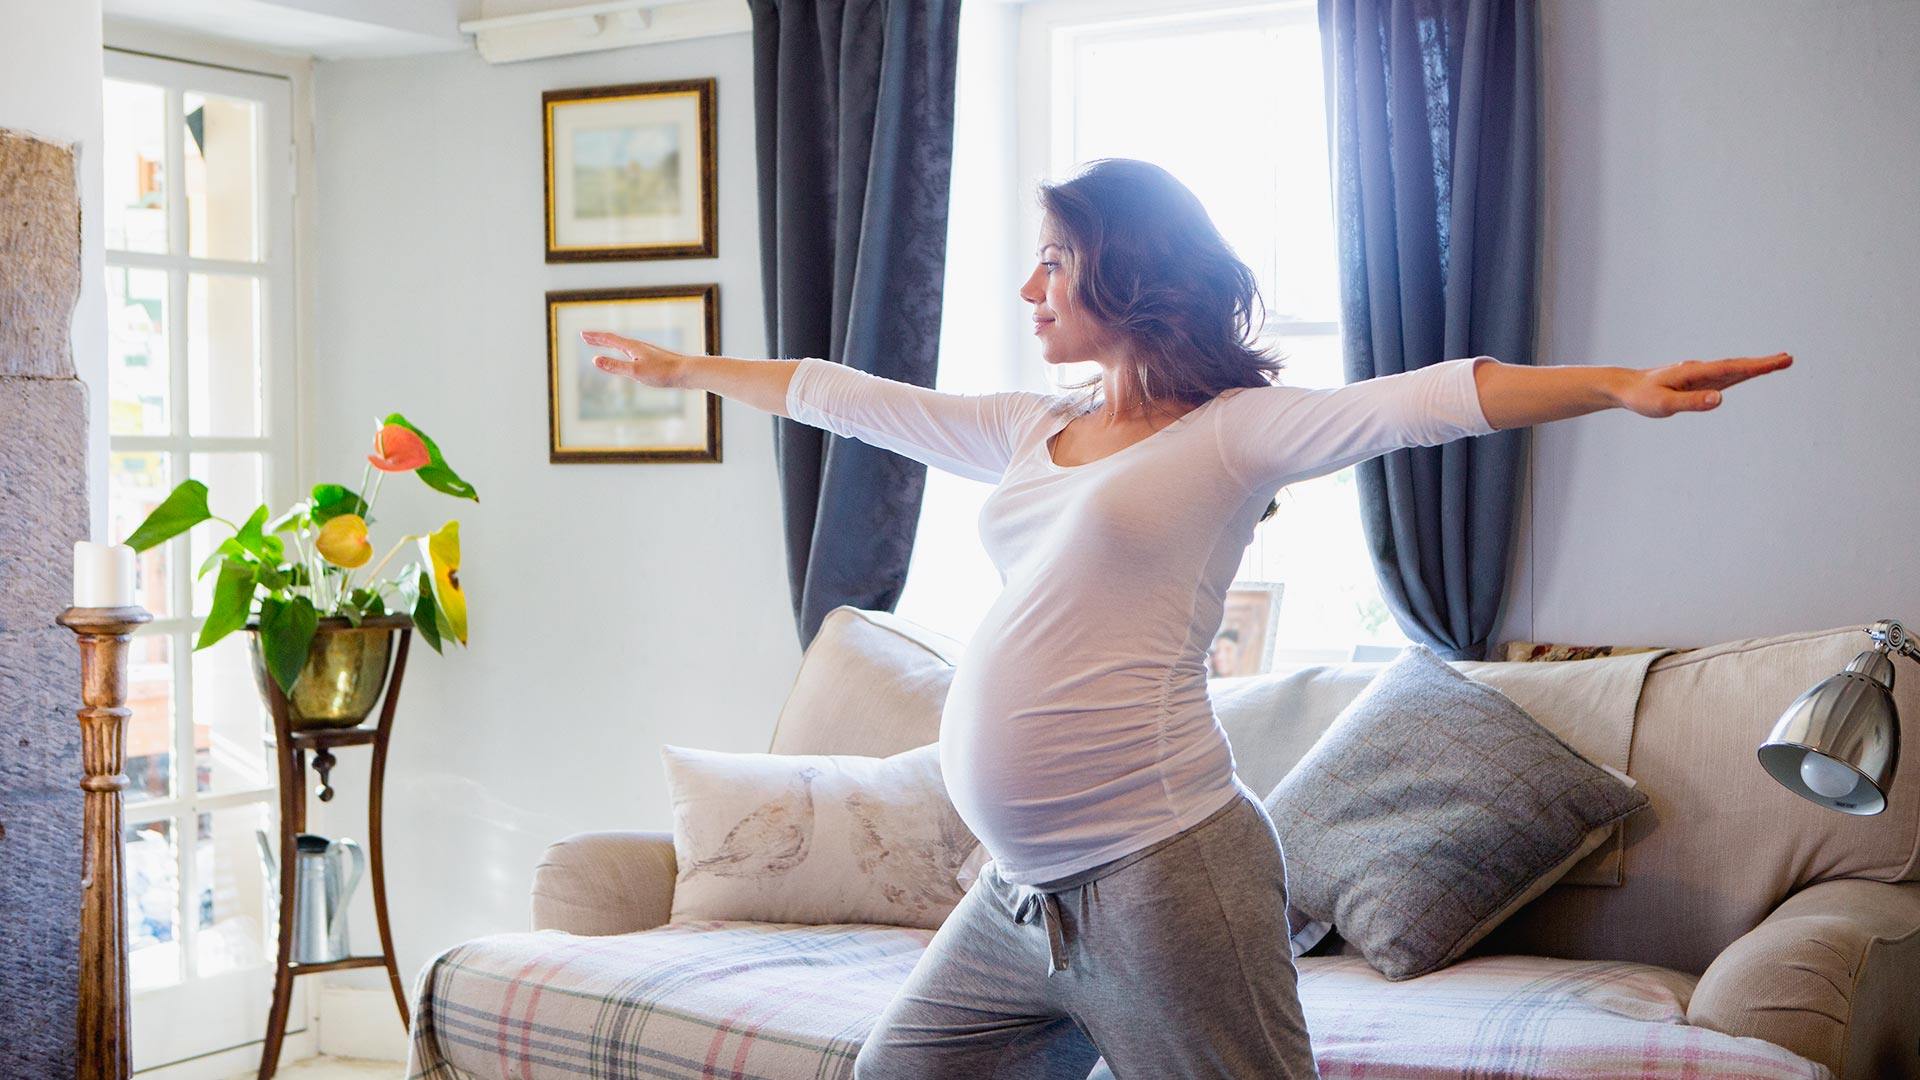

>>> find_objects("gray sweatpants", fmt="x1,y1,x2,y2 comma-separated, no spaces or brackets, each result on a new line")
853,782,1320,1079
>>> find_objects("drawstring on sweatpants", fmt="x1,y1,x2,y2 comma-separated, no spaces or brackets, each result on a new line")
1011,879,1095,975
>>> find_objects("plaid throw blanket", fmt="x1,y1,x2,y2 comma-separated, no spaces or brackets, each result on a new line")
408,923,1830,1080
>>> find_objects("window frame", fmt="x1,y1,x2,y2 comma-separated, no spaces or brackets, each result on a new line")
1006,0,1406,669
103,45,303,1072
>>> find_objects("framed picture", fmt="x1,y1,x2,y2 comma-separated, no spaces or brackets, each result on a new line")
1208,581,1285,677
546,285,721,463
543,78,717,262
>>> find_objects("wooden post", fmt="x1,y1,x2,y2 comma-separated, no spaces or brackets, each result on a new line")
56,605,152,1080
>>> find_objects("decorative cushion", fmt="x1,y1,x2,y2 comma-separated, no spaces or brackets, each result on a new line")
1264,643,1649,980
662,742,978,930
1499,639,1669,662
768,606,961,757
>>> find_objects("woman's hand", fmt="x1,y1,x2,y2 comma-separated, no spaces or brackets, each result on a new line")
1614,352,1793,418
582,330,686,388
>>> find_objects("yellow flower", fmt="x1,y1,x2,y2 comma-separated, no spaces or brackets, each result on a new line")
316,514,372,568
419,520,466,645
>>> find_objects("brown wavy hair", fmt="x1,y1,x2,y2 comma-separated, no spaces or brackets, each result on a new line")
1037,157,1288,521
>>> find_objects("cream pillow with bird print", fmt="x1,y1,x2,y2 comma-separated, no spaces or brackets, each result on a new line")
662,742,981,929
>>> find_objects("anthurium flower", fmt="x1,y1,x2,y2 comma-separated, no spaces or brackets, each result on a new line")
419,520,467,645
368,422,430,473
316,513,373,568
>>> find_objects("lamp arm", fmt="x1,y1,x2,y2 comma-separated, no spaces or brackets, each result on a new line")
1867,620,1920,664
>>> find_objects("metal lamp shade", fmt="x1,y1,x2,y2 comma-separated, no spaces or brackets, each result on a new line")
1757,648,1900,815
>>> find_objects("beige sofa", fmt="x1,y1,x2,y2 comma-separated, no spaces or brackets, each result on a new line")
407,607,1920,1080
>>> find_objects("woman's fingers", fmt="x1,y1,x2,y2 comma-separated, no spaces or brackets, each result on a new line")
594,354,639,378
1670,352,1793,390
581,329,645,358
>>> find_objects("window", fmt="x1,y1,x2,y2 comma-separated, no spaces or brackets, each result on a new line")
898,0,1409,666
104,48,300,1071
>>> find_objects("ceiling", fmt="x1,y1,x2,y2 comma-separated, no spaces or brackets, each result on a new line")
102,0,473,59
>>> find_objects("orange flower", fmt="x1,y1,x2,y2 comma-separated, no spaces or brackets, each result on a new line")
368,422,430,473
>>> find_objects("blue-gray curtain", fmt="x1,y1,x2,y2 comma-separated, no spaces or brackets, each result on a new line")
1320,0,1539,661
748,0,964,648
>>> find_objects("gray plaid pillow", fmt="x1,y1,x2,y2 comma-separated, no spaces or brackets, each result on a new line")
1263,643,1648,980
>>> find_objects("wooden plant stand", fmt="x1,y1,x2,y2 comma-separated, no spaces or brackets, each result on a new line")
256,623,413,1080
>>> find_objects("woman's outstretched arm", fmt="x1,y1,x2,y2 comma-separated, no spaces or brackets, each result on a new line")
582,330,1058,484
583,330,798,416
1473,352,1793,429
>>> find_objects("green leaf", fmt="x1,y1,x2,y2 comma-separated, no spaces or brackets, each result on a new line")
349,587,386,618
196,558,256,651
232,504,284,563
384,413,478,502
411,569,444,655
254,561,291,591
309,484,369,527
124,480,212,552
197,537,246,580
258,594,319,695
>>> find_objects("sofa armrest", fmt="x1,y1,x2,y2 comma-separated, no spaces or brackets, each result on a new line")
530,830,677,936
1689,878,1920,1080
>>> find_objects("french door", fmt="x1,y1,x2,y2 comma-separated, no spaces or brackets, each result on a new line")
102,48,303,1074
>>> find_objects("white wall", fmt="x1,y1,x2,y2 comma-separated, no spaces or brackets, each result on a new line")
1504,0,1920,649
306,35,797,1003
2,0,108,536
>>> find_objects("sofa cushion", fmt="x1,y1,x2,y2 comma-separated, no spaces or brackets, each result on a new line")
768,606,962,758
1476,623,1920,975
408,926,1829,1080
1286,954,1829,1080
407,921,930,1080
662,742,976,929
1212,647,1668,888
1265,644,1648,980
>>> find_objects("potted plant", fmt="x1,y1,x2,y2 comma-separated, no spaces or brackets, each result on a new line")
122,413,477,729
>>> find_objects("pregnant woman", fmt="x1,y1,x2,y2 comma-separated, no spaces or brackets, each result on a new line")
584,158,1790,1080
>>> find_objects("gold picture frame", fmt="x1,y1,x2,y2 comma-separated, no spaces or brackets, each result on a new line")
542,78,718,262
546,285,721,463
1209,581,1286,677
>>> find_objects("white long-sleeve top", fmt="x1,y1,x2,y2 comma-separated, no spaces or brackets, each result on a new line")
785,354,1496,886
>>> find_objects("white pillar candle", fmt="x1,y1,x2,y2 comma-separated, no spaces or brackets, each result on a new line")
73,540,137,608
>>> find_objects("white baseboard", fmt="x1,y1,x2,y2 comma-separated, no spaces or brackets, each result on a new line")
318,984,408,1063
133,1026,318,1080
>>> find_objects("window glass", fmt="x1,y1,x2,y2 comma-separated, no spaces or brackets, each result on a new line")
107,266,172,436
126,819,180,990
104,78,168,254
187,273,263,436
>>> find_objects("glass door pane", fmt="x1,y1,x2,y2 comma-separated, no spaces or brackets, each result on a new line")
187,273,263,436
106,266,172,435
104,78,168,254
194,804,274,977
192,633,270,795
110,450,176,619
126,818,180,991
184,92,261,262
188,452,266,617
125,633,177,805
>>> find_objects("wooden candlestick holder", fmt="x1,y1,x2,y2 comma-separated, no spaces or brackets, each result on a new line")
55,604,153,1080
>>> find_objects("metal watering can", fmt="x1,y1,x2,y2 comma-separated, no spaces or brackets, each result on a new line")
256,831,365,964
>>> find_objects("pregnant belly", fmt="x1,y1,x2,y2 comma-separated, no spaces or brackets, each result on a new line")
937,645,1230,873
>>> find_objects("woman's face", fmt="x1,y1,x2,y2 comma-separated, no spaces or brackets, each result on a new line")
1019,218,1110,367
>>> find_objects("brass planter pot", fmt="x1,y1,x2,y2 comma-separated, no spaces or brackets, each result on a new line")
247,614,410,731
